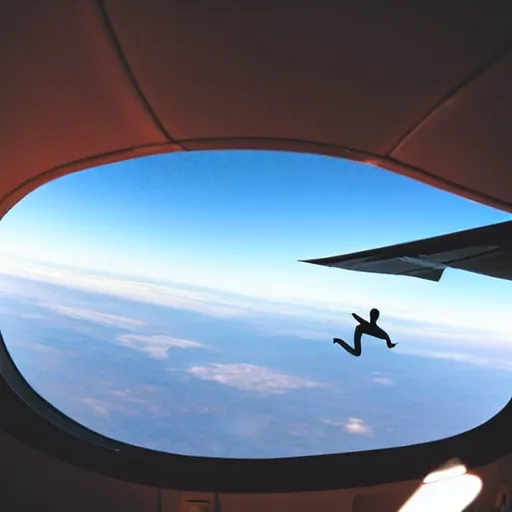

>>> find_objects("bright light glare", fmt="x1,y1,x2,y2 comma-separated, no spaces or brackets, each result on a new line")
423,463,467,484
399,474,482,512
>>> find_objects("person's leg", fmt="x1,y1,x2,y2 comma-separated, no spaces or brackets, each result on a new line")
333,326,363,357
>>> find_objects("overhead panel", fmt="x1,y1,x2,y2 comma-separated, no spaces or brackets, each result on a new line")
104,1,512,155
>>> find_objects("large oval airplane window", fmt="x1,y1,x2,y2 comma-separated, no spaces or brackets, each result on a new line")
0,150,510,458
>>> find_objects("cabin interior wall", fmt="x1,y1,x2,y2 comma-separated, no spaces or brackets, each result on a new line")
1,426,511,511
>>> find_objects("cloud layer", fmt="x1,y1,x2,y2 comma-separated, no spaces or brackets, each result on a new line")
372,376,393,386
40,303,145,330
322,417,374,436
116,334,206,359
4,256,509,348
1,257,511,373
187,363,321,394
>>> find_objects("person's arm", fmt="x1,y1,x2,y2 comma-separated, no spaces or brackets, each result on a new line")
352,313,365,324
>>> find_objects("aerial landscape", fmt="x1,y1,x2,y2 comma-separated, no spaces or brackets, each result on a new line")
0,150,510,458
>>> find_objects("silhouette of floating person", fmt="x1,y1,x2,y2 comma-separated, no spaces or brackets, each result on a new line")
333,308,398,357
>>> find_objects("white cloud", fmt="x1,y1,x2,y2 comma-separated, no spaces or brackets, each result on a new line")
388,320,510,349
39,303,144,330
8,340,53,352
75,397,110,418
399,347,512,372
344,418,374,435
186,363,321,394
259,326,334,341
372,377,393,386
106,389,149,404
116,334,205,359
322,417,374,436
18,313,46,321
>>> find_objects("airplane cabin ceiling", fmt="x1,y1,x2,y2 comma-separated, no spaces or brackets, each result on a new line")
105,1,512,152
3,0,512,214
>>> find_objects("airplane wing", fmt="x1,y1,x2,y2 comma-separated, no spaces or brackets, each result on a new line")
300,220,512,283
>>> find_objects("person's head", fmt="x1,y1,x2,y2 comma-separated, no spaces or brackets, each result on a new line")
369,308,380,322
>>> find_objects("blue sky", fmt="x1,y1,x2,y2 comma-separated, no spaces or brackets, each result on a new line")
0,150,510,342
